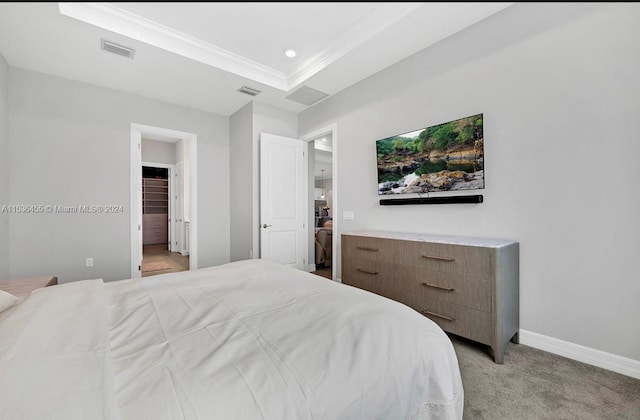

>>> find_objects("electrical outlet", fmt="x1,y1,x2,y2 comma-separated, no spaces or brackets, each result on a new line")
85,257,94,267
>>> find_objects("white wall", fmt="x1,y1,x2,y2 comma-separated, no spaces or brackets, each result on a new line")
0,53,8,278
299,3,640,362
8,67,230,282
142,138,176,165
314,178,332,201
229,102,253,261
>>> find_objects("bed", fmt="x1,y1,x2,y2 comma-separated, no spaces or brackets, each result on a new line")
0,259,463,420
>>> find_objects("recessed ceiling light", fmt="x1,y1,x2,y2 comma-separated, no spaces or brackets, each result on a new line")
284,49,297,58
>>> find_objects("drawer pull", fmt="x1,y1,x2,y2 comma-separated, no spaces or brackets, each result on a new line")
422,310,455,322
357,246,379,252
357,268,379,275
421,254,455,262
421,282,455,292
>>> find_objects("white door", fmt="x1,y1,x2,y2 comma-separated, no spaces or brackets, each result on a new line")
175,163,184,253
260,133,306,269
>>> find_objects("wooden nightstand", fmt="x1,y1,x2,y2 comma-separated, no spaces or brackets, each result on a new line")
0,276,58,297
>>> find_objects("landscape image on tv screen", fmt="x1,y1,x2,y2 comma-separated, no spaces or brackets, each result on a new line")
377,113,484,195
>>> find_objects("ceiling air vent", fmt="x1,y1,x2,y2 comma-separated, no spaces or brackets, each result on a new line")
285,85,329,106
101,39,135,59
237,86,261,96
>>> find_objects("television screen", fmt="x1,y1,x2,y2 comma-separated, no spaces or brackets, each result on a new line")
377,113,484,195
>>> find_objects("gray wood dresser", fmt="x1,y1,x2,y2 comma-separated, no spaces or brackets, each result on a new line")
341,230,519,363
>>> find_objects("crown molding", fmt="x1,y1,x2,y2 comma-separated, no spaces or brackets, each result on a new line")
59,2,425,93
58,2,289,90
287,3,423,90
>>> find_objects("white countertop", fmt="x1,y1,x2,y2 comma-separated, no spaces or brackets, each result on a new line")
342,230,517,248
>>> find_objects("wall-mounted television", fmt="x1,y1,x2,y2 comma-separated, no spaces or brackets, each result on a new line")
376,113,484,195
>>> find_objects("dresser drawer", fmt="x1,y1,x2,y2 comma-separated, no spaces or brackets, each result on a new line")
342,235,401,264
143,228,167,244
342,261,376,294
143,222,167,229
399,241,492,278
404,293,492,345
144,226,167,234
144,220,167,227
403,266,491,312
342,260,404,302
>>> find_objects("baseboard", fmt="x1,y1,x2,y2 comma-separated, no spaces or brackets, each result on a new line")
519,329,640,380
307,264,316,272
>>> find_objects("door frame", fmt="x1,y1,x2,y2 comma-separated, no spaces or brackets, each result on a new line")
130,123,198,278
174,161,186,255
300,123,338,281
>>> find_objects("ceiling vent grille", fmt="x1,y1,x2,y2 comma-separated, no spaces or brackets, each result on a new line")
285,85,329,106
101,39,135,59
237,86,261,96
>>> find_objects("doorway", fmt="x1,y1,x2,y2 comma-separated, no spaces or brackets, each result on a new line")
311,137,333,280
301,124,337,281
130,123,198,279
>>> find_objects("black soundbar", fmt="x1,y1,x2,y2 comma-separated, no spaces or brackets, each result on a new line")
379,195,483,206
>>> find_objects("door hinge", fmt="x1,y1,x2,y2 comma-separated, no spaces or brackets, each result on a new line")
138,265,141,271
138,224,141,231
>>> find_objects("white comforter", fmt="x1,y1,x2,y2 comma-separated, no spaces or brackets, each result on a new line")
0,259,463,420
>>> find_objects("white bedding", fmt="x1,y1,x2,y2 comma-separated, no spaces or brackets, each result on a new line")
0,259,463,420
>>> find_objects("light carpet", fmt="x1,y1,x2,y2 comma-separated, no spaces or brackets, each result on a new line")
450,335,640,420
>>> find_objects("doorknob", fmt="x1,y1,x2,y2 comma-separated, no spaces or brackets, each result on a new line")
262,224,272,228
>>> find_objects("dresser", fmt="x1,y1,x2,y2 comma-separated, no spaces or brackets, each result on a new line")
342,230,519,363
143,177,169,245
143,213,168,245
